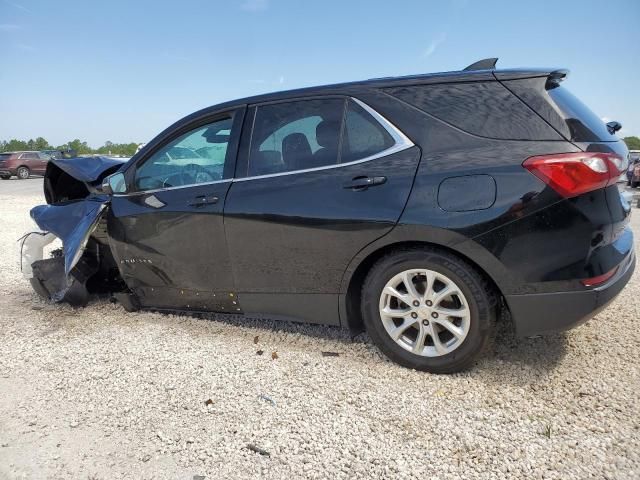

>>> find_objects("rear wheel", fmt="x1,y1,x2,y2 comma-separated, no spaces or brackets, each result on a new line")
0,175,10,180
361,249,495,373
16,166,30,179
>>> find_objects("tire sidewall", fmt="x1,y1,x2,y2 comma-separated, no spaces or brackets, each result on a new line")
362,250,492,372
17,167,29,179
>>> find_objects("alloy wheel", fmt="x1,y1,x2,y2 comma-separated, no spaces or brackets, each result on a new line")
379,268,471,357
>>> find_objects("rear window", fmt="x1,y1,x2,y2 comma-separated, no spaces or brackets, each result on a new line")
546,85,616,142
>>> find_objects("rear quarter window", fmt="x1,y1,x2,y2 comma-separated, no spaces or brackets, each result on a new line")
384,82,561,141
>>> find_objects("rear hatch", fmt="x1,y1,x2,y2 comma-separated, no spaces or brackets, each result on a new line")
499,71,632,281
0,153,12,167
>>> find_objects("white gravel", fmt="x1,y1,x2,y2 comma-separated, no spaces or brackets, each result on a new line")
0,188,639,480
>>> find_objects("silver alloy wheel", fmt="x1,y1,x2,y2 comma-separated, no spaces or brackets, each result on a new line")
17,167,29,179
379,268,471,357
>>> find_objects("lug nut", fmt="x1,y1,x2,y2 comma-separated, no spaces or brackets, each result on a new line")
426,300,433,306
411,312,418,319
412,300,420,307
422,319,429,326
431,312,438,318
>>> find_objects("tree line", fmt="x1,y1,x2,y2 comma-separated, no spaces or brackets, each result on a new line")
2,135,640,158
0,137,140,157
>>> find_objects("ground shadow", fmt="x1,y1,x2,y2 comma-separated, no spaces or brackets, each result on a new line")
476,311,569,385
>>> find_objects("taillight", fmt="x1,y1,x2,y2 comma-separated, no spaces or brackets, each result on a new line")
523,152,625,198
581,266,618,287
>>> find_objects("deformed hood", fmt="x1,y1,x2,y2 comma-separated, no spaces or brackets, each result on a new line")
50,156,126,183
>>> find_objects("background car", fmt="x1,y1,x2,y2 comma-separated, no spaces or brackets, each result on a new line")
0,151,52,179
39,149,78,160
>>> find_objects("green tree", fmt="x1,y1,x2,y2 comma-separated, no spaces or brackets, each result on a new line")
2,139,29,151
33,137,51,150
66,139,92,155
623,136,640,150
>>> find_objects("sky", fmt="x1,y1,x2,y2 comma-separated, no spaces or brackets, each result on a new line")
1,0,639,147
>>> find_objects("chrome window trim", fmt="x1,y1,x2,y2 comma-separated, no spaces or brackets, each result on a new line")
116,98,414,195
113,178,231,197
234,97,414,183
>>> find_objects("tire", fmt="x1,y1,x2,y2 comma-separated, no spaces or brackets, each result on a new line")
16,166,30,179
361,248,495,373
632,180,639,188
0,175,10,180
30,277,51,299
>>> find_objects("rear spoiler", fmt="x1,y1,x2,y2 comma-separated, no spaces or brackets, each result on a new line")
545,69,569,88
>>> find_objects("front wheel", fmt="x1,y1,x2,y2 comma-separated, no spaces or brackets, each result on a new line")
361,249,495,373
17,167,30,179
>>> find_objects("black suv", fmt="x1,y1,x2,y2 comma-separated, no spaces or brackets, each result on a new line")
24,59,634,373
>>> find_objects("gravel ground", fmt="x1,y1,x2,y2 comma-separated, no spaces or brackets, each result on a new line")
0,187,639,480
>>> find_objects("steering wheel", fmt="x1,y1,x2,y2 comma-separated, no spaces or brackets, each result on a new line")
161,164,221,188
181,163,221,185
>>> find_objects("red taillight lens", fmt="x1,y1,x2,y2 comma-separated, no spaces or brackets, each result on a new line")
581,266,618,287
523,152,625,198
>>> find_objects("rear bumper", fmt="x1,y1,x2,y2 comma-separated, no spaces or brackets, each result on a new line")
506,246,635,337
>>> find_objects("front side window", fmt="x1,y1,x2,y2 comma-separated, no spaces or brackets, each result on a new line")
134,116,233,190
248,98,345,176
21,152,38,160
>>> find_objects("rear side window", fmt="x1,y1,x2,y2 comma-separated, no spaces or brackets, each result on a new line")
248,98,401,176
341,100,395,163
248,98,345,176
0,154,12,161
21,153,38,160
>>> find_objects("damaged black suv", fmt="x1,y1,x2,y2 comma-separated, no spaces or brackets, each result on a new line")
20,59,635,373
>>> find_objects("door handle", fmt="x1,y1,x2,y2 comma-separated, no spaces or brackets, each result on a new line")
343,176,387,191
188,195,219,207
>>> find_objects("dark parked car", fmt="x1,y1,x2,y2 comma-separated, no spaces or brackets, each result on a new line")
19,59,635,373
0,151,52,179
40,149,79,160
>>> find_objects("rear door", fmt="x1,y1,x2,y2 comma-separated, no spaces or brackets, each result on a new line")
36,153,50,173
224,96,421,324
20,152,40,173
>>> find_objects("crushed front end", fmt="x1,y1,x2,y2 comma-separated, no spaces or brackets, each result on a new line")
19,157,127,306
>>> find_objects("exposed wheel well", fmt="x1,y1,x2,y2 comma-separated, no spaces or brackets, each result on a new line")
344,241,506,332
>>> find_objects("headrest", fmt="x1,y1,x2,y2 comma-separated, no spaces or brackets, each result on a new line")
316,120,340,148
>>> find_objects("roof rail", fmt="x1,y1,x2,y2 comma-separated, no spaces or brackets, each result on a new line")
463,58,498,71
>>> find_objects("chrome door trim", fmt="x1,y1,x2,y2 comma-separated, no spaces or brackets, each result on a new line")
113,179,232,197
117,97,415,193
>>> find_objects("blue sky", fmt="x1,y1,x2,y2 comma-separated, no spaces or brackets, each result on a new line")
1,0,639,147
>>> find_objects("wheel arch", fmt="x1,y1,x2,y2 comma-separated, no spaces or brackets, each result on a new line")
339,237,509,332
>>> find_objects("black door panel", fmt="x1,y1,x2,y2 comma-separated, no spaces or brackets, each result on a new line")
108,182,234,309
224,146,421,295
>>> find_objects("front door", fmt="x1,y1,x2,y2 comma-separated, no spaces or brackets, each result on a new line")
107,109,244,312
224,97,420,324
